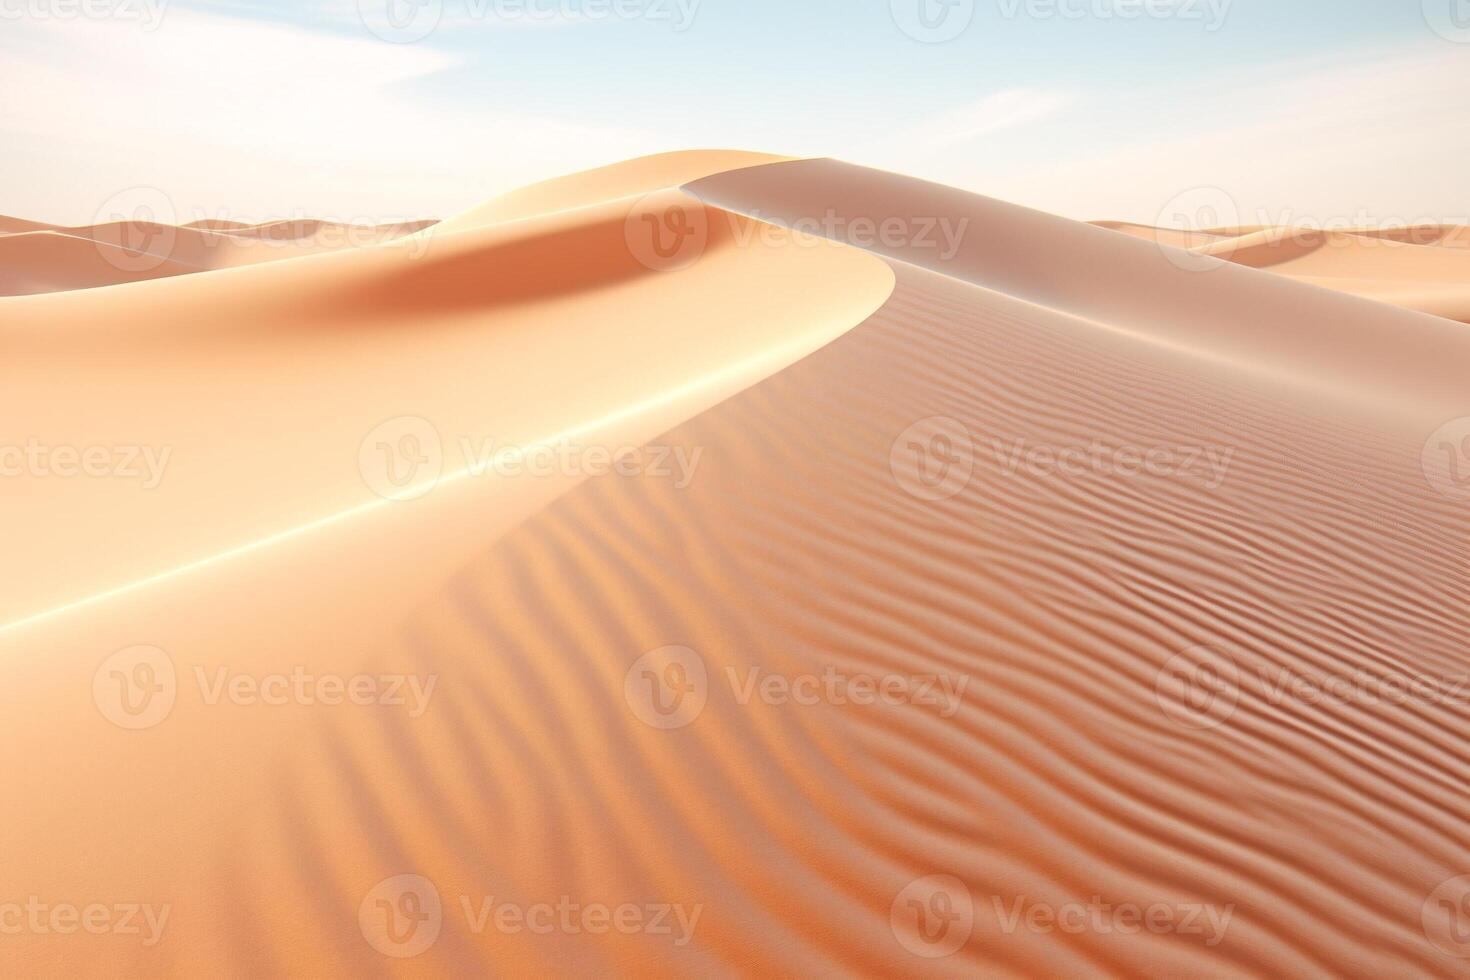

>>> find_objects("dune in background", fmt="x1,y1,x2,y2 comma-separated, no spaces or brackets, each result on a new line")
0,216,439,296
1094,219,1470,324
2,153,1469,977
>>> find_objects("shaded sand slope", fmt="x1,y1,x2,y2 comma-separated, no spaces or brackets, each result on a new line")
0,158,1467,976
0,231,199,295
1092,220,1470,324
0,189,892,626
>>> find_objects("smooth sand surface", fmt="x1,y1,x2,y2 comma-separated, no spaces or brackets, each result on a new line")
1095,219,1470,323
2,155,1467,976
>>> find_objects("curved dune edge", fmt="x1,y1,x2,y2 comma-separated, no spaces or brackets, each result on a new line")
430,149,795,232
0,185,894,629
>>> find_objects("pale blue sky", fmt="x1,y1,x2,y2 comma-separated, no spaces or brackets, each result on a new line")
4,0,1468,224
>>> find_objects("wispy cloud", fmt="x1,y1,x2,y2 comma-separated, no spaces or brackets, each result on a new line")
0,7,659,223
906,89,1077,152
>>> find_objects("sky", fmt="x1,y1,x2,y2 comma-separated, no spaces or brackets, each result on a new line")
3,0,1469,226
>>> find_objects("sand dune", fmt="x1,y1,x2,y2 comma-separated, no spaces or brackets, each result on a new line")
0,231,201,295
1094,219,1470,323
2,154,1468,976
0,216,440,296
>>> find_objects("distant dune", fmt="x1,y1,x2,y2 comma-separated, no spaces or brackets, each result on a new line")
1094,218,1470,324
2,153,1467,977
0,215,439,295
